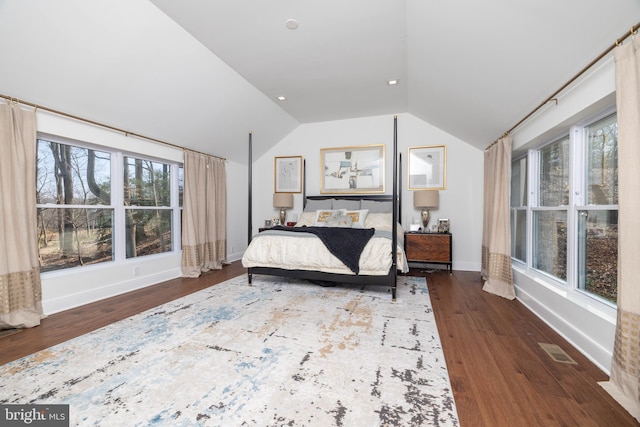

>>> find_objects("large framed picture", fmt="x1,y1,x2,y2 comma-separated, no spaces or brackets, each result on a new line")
408,145,446,190
274,156,302,193
320,144,385,194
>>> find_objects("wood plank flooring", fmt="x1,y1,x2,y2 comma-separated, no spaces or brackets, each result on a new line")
0,262,637,426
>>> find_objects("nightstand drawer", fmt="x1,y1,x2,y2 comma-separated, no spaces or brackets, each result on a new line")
404,233,452,270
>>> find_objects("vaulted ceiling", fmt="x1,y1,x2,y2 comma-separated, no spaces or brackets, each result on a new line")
1,1,639,163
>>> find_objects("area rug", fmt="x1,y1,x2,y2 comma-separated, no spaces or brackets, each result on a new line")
0,275,459,426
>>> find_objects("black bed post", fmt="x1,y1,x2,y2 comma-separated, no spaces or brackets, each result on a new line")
391,116,398,301
247,132,253,285
399,152,402,224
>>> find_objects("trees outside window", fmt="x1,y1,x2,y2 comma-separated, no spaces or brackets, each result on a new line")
37,140,113,272
578,115,618,303
123,156,172,259
512,112,618,305
36,138,180,273
533,137,570,281
510,157,527,262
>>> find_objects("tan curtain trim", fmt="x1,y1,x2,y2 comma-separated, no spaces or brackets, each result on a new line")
481,247,513,285
182,241,227,267
613,308,640,379
0,267,42,313
0,267,44,328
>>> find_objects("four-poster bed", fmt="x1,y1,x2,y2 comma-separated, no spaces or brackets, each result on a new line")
242,117,405,300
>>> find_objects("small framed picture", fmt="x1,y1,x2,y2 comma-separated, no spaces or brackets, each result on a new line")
408,145,446,190
274,156,303,193
438,218,450,233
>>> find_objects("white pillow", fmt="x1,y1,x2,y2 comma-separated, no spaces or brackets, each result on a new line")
364,213,393,230
295,211,316,227
344,209,368,228
313,209,339,226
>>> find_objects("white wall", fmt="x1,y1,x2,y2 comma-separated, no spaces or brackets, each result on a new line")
226,159,249,262
249,113,484,271
510,56,618,372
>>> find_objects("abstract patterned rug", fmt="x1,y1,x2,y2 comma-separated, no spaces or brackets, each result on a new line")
0,275,459,426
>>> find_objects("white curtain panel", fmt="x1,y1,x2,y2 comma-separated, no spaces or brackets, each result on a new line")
600,35,640,422
181,151,227,278
481,136,515,300
0,103,44,328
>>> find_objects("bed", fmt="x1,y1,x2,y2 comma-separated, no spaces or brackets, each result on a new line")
242,117,405,300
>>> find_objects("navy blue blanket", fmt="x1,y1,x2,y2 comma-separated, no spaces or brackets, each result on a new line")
270,226,375,274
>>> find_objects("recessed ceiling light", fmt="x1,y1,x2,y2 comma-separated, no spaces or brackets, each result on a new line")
277,96,287,101
387,79,399,85
285,19,299,30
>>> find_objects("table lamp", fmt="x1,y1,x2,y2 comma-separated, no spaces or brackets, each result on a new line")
273,193,293,225
413,190,439,232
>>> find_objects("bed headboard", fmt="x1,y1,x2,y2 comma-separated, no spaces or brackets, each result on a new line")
305,195,394,203
304,194,401,226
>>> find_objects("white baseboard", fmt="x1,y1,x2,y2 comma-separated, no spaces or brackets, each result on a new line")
515,283,613,374
43,269,181,315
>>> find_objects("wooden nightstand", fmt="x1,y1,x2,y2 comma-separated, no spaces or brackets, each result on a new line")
404,232,452,271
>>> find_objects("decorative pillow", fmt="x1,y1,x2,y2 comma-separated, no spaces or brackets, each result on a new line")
295,211,316,227
313,209,339,226
344,209,369,228
304,199,332,212
325,214,353,228
332,198,361,211
364,213,393,230
360,199,393,213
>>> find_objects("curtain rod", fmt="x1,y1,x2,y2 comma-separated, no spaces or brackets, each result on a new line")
487,21,640,151
0,93,226,161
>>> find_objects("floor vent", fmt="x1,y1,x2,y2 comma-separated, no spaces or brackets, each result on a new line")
539,343,577,365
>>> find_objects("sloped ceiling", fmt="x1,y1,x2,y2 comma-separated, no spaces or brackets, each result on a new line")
1,1,639,164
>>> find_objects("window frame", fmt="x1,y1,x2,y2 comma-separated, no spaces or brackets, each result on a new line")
510,156,528,264
512,107,618,309
36,133,183,275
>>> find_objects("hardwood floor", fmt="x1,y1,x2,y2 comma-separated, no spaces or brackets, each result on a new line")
1,262,636,426
424,269,637,427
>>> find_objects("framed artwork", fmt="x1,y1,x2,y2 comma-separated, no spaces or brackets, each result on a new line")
408,145,446,190
320,144,385,194
438,218,450,233
274,156,302,193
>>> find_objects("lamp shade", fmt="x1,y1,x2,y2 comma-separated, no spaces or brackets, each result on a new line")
273,193,293,208
414,190,439,208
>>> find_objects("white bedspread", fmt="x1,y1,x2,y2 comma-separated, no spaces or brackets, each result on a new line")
242,228,408,276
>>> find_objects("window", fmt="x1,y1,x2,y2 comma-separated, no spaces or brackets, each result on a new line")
512,111,618,305
37,140,113,272
533,136,570,281
510,157,527,262
36,137,181,273
577,115,618,303
123,156,172,258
